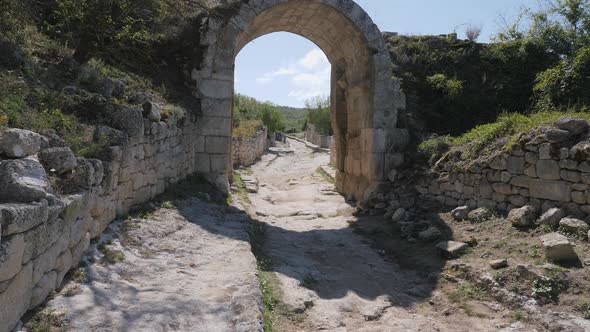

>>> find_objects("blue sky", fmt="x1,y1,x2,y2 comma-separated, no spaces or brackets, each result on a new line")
235,0,540,108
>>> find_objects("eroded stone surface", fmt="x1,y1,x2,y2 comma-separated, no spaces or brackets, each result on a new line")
540,232,578,262
42,198,263,332
0,159,51,203
0,129,43,158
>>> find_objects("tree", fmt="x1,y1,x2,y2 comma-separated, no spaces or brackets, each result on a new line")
465,25,482,42
304,96,331,135
259,104,285,136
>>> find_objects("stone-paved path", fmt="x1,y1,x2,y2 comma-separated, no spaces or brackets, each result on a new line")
245,139,493,332
30,138,515,332
34,199,263,332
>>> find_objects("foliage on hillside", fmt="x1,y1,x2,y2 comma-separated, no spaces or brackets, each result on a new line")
276,106,307,133
304,96,332,136
390,0,590,136
233,94,285,138
0,0,216,157
418,109,590,160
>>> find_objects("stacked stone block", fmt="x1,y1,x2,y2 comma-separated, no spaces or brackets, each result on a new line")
417,118,590,218
0,113,208,331
232,127,268,167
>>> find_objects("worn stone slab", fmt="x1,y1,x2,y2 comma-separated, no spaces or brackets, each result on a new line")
0,200,49,236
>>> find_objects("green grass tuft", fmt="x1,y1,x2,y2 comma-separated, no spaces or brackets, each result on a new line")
419,110,590,159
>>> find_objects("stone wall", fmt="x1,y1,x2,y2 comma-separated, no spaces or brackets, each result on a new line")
415,117,590,218
196,0,407,202
304,125,331,149
0,112,209,331
232,127,268,167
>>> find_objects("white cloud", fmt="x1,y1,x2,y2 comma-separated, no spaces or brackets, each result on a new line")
299,49,329,70
255,48,330,101
255,76,273,84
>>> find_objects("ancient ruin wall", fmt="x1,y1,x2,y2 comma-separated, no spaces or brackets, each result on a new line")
232,127,268,167
304,125,331,149
0,113,216,331
416,121,590,217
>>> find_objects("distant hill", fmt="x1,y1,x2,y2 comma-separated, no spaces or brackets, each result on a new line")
277,106,307,133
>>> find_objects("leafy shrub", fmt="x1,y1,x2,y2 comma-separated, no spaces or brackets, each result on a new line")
232,119,263,139
532,276,563,302
576,302,590,319
419,110,590,159
304,95,331,135
534,47,590,110
233,94,285,138
426,74,463,99
259,104,286,136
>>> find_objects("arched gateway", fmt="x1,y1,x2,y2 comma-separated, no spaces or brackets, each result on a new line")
193,0,408,202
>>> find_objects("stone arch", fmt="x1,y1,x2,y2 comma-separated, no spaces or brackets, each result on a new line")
193,0,407,201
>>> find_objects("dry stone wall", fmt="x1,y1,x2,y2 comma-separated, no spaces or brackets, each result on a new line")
416,117,590,218
232,127,268,167
304,125,331,149
0,113,210,331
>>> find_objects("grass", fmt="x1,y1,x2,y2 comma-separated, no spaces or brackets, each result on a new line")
97,243,125,264
232,173,252,206
62,284,82,297
447,282,489,303
25,309,68,332
68,265,89,284
419,110,590,159
315,167,335,184
576,302,590,319
233,119,264,139
248,219,306,331
160,201,176,209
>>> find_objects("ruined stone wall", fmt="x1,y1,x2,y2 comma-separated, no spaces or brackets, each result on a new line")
232,127,268,167
416,118,590,218
0,113,212,331
304,125,331,149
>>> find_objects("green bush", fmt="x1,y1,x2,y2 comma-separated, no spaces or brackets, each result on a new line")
420,110,590,159
426,74,463,99
233,94,285,138
304,96,331,135
259,104,286,136
534,47,590,110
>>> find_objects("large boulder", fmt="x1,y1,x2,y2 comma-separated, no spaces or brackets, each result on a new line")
391,208,406,222
142,100,162,122
507,205,537,228
38,147,77,174
60,158,104,194
0,200,49,236
95,125,128,147
559,217,589,236
127,92,150,105
0,128,44,158
0,233,25,282
468,207,493,222
418,226,441,242
451,206,469,221
436,241,468,258
0,159,51,203
540,232,578,263
111,106,144,137
538,208,566,228
554,116,589,135
544,129,571,143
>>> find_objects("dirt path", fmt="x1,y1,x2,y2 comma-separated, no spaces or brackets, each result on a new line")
245,139,502,332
